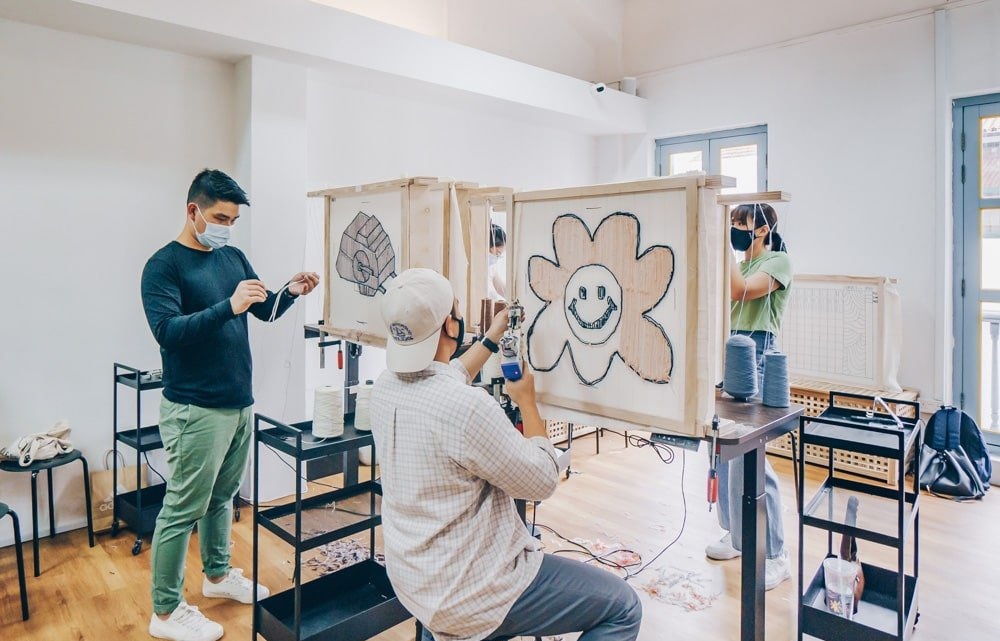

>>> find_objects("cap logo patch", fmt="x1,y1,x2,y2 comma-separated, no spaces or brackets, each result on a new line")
390,322,414,343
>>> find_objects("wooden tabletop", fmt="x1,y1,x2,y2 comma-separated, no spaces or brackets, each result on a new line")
711,391,804,459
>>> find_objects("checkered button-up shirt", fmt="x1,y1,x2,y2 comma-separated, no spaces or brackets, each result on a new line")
371,360,560,641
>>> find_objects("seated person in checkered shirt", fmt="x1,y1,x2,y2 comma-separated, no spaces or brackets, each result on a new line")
371,268,642,641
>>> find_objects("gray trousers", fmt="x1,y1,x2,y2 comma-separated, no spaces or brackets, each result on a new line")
421,554,642,641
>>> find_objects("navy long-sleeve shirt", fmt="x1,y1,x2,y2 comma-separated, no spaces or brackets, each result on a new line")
140,241,296,409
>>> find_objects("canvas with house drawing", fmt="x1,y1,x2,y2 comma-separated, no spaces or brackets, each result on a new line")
509,176,728,437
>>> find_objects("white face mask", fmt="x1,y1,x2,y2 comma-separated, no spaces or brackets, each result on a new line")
192,206,231,249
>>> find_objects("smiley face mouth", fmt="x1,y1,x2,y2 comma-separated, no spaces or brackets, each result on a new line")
568,297,619,330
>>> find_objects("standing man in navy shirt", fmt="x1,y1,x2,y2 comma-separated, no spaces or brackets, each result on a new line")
141,169,319,641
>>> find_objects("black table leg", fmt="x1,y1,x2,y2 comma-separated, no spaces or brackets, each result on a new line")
80,457,95,547
30,471,40,577
10,510,28,620
740,445,767,641
343,449,360,488
47,468,55,539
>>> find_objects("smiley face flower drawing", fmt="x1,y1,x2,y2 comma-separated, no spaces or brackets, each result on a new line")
526,213,675,385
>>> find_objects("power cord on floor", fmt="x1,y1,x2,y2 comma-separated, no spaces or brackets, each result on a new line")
627,449,687,580
535,523,643,578
601,429,676,465
536,438,689,581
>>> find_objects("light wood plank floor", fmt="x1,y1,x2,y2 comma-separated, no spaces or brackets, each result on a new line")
1,433,996,640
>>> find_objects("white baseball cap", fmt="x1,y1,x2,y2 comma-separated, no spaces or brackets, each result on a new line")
380,268,455,373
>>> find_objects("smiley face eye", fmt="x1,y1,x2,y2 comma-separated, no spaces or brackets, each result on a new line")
597,286,606,300
579,286,587,300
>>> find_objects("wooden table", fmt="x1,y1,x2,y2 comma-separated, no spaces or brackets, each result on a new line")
712,393,804,641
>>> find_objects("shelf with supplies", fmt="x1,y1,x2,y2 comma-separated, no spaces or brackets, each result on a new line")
767,378,920,485
802,562,918,641
115,369,164,391
797,392,922,641
112,362,165,556
253,414,416,641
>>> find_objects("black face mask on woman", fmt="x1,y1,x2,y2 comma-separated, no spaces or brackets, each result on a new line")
730,226,755,252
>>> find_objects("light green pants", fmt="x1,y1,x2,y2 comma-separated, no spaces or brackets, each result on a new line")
151,398,252,614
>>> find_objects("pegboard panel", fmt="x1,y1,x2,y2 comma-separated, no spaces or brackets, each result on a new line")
546,421,598,444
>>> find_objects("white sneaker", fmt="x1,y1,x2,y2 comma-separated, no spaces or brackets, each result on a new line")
149,602,223,641
705,533,742,560
765,550,791,591
202,568,270,604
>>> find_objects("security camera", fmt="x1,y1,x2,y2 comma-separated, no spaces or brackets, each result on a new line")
593,82,607,94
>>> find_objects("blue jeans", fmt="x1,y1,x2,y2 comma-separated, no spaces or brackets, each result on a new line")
718,331,785,559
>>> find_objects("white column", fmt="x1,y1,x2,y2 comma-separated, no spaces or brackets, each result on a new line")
236,55,310,502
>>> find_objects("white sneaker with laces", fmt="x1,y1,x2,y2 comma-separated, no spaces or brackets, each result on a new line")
765,550,791,591
202,568,270,604
705,532,742,560
149,601,223,641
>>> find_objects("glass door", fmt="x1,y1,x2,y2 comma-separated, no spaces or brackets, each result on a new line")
955,95,1000,442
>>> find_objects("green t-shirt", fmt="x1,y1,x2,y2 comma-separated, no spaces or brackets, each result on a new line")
730,250,793,335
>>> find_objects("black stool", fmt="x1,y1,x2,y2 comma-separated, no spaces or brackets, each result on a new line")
0,502,28,620
0,450,95,576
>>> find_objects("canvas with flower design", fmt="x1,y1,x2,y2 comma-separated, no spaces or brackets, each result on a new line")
509,176,727,437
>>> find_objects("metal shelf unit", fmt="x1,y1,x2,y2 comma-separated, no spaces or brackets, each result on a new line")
253,414,413,641
797,393,923,641
112,362,164,556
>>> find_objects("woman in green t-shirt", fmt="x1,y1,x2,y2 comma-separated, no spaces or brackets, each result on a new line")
707,203,794,591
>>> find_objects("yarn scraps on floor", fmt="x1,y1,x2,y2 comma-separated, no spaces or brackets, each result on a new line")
639,568,720,612
303,538,385,577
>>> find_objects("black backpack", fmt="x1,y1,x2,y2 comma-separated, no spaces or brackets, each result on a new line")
918,406,991,500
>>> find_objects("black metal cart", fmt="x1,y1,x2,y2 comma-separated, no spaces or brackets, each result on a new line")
797,392,922,641
253,414,414,641
112,362,165,555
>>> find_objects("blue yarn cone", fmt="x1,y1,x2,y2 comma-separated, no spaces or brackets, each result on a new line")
762,351,790,408
724,335,758,401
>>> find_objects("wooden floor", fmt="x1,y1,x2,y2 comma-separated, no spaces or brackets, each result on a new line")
1,432,997,640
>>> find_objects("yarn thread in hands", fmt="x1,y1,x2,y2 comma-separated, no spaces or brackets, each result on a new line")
723,335,759,401
762,351,790,408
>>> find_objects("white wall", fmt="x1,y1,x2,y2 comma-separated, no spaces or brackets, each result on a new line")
312,0,624,82
447,0,624,82
0,19,237,541
309,0,449,39
947,1,1000,97
608,1,1000,404
607,14,941,398
622,0,941,76
301,64,599,395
